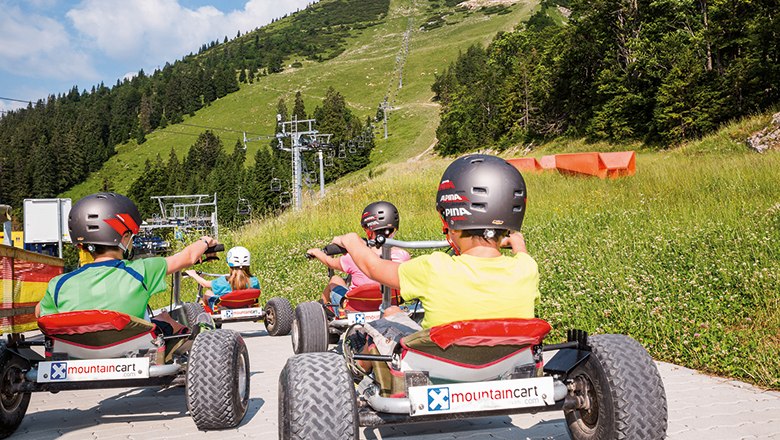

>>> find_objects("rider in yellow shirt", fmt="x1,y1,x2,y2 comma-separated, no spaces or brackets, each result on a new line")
333,154,540,331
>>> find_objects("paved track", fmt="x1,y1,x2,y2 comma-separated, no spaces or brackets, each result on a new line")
12,322,780,439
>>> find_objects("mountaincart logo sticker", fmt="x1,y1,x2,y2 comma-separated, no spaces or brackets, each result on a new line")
37,358,150,383
409,377,555,416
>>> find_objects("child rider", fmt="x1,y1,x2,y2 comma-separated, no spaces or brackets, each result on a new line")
185,246,260,309
307,201,410,315
35,192,219,326
331,154,540,337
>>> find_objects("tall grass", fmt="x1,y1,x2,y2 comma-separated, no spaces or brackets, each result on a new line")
183,144,780,389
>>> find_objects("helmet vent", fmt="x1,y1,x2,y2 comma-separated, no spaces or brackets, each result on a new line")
470,158,484,164
87,225,99,230
472,187,487,195
88,214,99,219
513,206,524,213
471,203,487,212
514,190,525,198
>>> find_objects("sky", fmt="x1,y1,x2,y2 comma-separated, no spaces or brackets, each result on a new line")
0,0,313,114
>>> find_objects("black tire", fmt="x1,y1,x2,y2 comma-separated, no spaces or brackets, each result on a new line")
279,352,357,440
186,329,250,430
328,331,341,345
0,350,30,439
291,302,329,354
264,297,294,336
182,302,211,335
564,334,667,440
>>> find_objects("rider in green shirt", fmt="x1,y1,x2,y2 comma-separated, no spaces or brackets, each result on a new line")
36,192,218,321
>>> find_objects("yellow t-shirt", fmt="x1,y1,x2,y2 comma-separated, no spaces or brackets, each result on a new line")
398,251,540,329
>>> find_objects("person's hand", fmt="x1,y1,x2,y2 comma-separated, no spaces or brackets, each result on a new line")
200,236,218,248
185,269,197,277
505,231,527,254
306,248,325,259
332,232,360,249
383,305,403,317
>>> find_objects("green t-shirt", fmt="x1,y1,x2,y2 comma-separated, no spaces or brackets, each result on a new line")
39,258,168,319
398,251,540,329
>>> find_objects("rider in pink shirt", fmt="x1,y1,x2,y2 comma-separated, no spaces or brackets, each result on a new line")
307,201,409,314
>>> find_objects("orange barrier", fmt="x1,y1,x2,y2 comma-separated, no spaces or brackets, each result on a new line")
506,157,542,172
540,155,556,170
554,152,608,178
1,244,64,333
600,151,636,178
508,151,636,178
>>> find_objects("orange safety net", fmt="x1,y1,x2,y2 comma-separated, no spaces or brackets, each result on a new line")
508,151,636,179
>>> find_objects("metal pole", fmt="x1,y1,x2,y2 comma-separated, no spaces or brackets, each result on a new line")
293,135,303,211
318,150,325,197
383,104,388,139
57,199,63,258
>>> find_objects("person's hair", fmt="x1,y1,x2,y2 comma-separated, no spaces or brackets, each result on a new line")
458,228,508,243
85,244,120,256
228,267,253,291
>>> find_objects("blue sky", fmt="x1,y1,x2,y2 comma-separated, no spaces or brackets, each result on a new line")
0,0,313,114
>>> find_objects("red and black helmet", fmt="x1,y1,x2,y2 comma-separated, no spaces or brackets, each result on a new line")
68,193,142,247
360,201,400,237
436,154,527,232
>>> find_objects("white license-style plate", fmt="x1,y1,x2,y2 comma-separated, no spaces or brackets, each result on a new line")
37,358,150,383
347,311,381,325
220,308,263,320
408,377,555,416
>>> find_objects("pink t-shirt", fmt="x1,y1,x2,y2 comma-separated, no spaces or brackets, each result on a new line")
340,248,411,288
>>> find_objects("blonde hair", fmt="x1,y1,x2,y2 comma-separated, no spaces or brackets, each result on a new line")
228,267,253,291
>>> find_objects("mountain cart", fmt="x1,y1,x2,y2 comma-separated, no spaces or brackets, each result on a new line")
0,245,251,437
279,237,668,440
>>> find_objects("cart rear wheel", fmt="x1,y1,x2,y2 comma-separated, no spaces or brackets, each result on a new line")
187,330,249,430
291,302,328,354
564,334,667,440
0,351,30,439
279,352,357,440
265,297,294,336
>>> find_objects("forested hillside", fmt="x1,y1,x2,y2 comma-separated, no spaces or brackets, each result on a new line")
433,0,780,154
0,0,390,209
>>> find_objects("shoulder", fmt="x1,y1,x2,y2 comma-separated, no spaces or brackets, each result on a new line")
513,252,538,269
212,276,230,287
128,257,168,273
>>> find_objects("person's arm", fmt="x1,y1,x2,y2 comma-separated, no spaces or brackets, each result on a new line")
185,270,212,288
306,248,344,272
165,236,218,275
500,231,527,254
332,233,401,290
35,302,42,318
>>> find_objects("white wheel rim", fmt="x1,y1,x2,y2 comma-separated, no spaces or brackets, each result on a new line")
237,353,247,401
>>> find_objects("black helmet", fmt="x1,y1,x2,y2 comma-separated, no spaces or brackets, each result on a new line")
69,193,142,247
361,201,400,235
436,154,527,232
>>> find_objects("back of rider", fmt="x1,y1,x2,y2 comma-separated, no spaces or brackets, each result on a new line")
38,258,168,320
398,251,540,329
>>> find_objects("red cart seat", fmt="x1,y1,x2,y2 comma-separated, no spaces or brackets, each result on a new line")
38,310,157,360
340,284,401,314
212,288,261,312
398,318,551,383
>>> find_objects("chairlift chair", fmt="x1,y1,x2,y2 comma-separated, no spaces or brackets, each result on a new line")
271,177,282,192
237,198,252,216
324,155,334,167
348,140,357,154
338,148,347,159
279,191,291,207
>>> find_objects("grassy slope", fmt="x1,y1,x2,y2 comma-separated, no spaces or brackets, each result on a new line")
63,0,536,200
195,113,778,389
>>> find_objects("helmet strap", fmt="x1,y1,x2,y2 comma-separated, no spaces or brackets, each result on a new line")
440,215,461,256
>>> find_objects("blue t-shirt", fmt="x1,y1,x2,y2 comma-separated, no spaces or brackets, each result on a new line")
211,276,260,297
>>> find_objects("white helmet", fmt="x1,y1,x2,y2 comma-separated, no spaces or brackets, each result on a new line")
226,246,251,268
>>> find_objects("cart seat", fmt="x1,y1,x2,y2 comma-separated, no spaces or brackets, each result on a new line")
214,288,261,310
398,318,551,383
341,284,401,314
38,310,157,360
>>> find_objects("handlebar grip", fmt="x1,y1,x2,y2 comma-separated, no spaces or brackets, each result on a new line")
305,252,315,259
206,244,224,253
322,243,348,256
